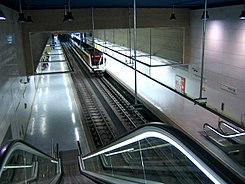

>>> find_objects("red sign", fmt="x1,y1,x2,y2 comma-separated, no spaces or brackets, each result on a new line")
175,75,185,94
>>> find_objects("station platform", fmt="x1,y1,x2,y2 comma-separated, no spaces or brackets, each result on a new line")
25,39,90,155
24,37,244,179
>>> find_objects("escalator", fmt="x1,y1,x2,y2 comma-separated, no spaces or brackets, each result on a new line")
0,140,61,183
59,149,96,184
1,123,244,183
77,123,244,184
203,121,245,170
0,140,95,183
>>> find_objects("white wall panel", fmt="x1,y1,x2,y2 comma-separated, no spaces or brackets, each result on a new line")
190,5,245,123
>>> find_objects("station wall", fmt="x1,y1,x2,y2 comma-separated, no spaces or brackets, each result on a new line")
20,8,190,74
1,3,244,146
0,5,36,145
29,32,50,72
92,5,245,124
94,27,184,63
190,5,245,123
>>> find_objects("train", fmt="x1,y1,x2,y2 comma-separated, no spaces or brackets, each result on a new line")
70,36,106,75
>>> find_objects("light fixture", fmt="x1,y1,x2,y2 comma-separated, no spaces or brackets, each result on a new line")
26,15,33,23
18,13,26,23
26,6,33,23
240,1,245,20
0,9,6,21
63,5,68,21
201,10,209,20
240,11,245,20
18,0,26,23
63,0,74,22
65,11,74,22
170,5,176,20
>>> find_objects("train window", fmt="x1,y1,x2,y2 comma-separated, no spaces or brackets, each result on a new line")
91,54,103,65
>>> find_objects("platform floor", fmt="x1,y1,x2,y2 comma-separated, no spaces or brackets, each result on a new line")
25,40,90,154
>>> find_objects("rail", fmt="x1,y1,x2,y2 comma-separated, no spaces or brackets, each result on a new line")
77,122,244,184
218,121,244,134
0,140,61,183
203,123,245,139
218,121,245,144
100,77,147,126
65,40,116,147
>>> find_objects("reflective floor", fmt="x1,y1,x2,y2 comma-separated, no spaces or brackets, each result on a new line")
36,43,70,74
25,39,90,154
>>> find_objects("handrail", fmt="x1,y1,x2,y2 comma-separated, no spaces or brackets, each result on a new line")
204,123,245,139
0,140,58,166
0,140,62,183
218,121,244,134
78,122,244,184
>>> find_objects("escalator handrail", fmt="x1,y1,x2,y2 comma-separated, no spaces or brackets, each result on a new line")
80,122,244,184
218,120,244,134
203,123,245,139
0,139,59,177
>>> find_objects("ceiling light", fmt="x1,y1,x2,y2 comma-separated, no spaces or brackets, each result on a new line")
170,13,176,20
63,5,68,22
240,11,245,20
18,0,26,23
0,9,6,21
18,13,26,23
64,0,74,22
240,1,245,20
64,11,74,22
26,15,33,23
170,5,176,20
201,11,209,20
26,6,33,23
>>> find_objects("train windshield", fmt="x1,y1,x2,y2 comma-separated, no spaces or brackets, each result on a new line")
91,50,103,66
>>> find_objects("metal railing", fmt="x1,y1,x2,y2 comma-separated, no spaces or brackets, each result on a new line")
77,122,244,184
204,123,245,139
0,140,61,184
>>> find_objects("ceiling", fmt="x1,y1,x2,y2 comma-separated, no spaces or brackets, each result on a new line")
0,0,243,11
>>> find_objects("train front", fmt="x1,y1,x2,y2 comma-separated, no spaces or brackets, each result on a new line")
91,49,106,75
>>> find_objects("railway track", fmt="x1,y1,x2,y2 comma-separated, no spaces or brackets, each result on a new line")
93,77,147,131
61,40,149,149
62,42,116,148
